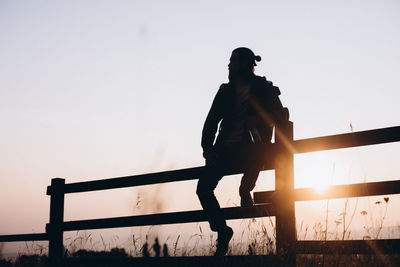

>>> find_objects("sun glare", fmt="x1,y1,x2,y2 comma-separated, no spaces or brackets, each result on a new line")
313,183,329,194
294,153,339,192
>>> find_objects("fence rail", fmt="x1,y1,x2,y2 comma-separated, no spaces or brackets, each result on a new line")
1,123,399,266
254,180,400,203
52,146,277,195
59,204,274,232
0,233,48,242
292,126,400,153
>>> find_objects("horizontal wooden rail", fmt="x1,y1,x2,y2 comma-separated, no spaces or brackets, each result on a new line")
296,240,400,254
48,147,276,195
59,204,274,231
253,180,400,204
46,126,400,195
292,126,400,154
0,233,48,242
48,167,203,195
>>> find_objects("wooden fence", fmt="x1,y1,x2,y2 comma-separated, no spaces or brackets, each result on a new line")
1,121,399,266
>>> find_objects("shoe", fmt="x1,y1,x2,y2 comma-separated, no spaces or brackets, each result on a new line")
214,226,233,256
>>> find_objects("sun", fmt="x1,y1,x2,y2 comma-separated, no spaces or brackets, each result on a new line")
313,182,330,194
294,153,335,193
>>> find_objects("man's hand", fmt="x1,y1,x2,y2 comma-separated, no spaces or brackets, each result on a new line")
205,151,219,167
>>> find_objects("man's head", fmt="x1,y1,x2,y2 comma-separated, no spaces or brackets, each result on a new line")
228,47,261,82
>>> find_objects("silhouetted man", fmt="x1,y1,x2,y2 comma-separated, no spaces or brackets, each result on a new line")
197,47,287,256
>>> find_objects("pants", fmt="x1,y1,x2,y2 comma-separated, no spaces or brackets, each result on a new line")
196,144,264,232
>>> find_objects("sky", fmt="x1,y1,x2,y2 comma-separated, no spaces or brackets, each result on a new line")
0,0,400,257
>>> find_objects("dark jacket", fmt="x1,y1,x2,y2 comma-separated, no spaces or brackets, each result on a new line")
201,74,286,157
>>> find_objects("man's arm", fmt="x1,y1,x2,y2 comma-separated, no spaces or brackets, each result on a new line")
201,86,225,158
251,77,289,142
269,85,289,123
258,77,287,122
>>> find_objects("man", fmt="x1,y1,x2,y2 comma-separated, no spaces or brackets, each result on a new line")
196,47,287,256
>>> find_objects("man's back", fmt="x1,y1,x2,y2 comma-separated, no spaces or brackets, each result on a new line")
201,74,285,152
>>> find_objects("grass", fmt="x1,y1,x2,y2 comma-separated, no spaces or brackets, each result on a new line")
1,194,398,267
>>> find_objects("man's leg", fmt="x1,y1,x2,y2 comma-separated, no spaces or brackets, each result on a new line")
239,169,261,207
196,164,233,255
196,166,227,232
239,147,264,207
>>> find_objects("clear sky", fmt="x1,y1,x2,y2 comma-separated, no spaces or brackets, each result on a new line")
1,0,399,257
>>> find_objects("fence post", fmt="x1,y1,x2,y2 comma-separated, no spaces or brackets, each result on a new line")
275,120,296,266
47,178,65,264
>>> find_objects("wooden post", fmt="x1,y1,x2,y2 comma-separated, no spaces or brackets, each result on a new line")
47,178,65,264
275,121,296,266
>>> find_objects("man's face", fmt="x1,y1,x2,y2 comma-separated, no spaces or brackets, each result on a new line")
228,53,241,76
228,52,252,81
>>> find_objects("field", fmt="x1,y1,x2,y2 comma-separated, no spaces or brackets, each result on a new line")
1,195,400,266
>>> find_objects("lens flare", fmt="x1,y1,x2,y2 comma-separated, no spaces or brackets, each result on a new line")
314,183,329,194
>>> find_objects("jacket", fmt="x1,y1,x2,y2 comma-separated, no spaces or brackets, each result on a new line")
201,74,286,157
